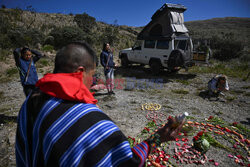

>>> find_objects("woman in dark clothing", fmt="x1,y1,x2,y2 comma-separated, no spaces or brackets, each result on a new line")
100,43,116,94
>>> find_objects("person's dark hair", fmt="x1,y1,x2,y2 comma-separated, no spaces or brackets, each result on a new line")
218,75,227,81
102,43,109,51
53,41,97,73
21,47,31,56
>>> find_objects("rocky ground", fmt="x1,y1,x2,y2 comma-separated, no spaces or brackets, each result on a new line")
0,62,249,167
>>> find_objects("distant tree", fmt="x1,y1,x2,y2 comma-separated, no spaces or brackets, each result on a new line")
50,26,93,49
1,5,6,9
74,12,96,33
26,5,36,13
210,34,244,61
8,27,45,48
100,26,119,46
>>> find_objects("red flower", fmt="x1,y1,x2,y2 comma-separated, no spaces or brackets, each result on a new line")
224,127,231,133
175,138,179,142
236,155,243,159
193,136,199,141
155,157,160,163
232,122,238,126
163,157,169,161
167,116,173,120
233,144,238,149
182,138,189,142
159,154,164,158
144,127,150,132
214,162,219,166
197,131,204,137
208,116,213,120
176,143,181,146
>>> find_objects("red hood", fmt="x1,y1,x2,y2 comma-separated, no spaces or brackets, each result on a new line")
36,72,97,104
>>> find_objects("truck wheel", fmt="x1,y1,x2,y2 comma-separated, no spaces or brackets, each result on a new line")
150,61,161,74
168,50,184,72
121,56,129,67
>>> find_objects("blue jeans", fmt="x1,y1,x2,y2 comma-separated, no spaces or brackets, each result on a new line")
105,68,114,92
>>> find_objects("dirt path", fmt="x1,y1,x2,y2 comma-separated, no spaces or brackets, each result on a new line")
0,66,249,166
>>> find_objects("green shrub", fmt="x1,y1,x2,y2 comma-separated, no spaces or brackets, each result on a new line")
74,13,96,33
0,9,45,49
42,45,54,52
8,27,45,48
99,26,119,46
0,14,13,48
0,49,10,61
239,51,250,62
6,67,18,76
211,35,244,61
175,79,190,85
37,59,51,68
189,61,249,79
50,26,93,49
44,36,54,46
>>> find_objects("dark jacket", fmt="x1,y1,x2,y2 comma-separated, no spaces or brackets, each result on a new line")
13,48,42,86
100,50,115,74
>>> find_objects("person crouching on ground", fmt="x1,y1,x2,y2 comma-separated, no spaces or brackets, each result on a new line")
208,74,229,99
13,47,43,97
100,43,116,95
15,41,185,167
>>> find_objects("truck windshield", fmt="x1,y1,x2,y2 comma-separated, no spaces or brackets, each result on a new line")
175,40,187,50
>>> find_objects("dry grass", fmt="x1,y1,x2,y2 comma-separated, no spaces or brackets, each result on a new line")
171,89,189,94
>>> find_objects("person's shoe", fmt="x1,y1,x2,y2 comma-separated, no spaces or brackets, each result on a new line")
110,91,115,95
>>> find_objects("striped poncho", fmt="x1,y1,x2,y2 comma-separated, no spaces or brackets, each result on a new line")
15,92,150,167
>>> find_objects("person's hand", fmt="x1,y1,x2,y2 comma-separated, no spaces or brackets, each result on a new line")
156,116,185,142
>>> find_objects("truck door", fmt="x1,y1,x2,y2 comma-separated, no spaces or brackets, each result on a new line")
156,40,171,67
140,40,156,64
130,40,143,62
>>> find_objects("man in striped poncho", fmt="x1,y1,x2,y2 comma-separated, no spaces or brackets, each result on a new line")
15,41,184,167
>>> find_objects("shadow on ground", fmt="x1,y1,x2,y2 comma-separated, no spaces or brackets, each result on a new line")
0,114,17,124
114,65,197,83
199,90,210,99
240,118,250,126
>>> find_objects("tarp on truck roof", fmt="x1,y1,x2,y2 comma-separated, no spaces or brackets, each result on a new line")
137,3,189,40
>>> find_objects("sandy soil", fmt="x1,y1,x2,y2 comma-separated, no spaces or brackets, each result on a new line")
0,64,249,167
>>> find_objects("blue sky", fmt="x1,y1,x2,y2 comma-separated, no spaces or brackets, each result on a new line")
1,0,250,26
